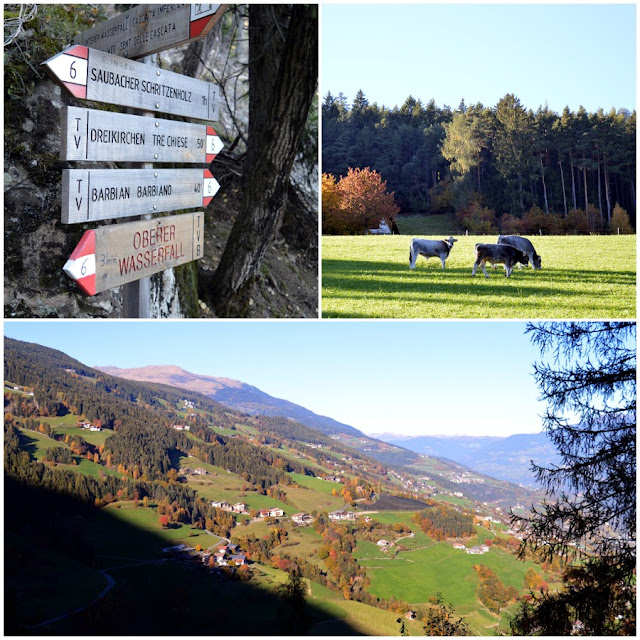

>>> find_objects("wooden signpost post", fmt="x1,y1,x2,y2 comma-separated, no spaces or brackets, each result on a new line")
63,212,205,296
61,106,223,163
61,168,220,223
73,4,228,60
43,45,219,121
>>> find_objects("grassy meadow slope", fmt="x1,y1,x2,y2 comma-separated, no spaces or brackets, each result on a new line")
5,338,562,635
321,234,636,318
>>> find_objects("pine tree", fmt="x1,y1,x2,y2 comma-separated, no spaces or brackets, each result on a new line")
509,322,636,635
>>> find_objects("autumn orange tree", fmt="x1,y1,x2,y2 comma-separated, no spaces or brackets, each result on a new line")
322,167,400,234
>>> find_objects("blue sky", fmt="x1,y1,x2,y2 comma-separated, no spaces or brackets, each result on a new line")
321,3,637,114
4,320,546,438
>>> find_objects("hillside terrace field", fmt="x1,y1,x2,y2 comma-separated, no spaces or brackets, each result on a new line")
12,420,552,636
321,234,636,318
15,427,122,479
354,538,553,636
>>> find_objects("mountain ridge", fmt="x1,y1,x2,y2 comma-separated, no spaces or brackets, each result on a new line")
96,364,363,437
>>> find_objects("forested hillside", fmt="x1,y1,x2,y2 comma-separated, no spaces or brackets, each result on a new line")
322,91,636,231
5,336,559,634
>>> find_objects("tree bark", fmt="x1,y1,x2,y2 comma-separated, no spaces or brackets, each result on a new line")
208,5,318,317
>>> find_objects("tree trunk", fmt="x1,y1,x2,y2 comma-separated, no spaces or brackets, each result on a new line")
570,155,577,210
596,154,603,220
208,5,318,317
604,160,611,222
582,153,588,211
540,156,549,214
518,172,524,213
559,157,568,217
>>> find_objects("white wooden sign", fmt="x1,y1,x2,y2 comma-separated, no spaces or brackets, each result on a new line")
43,45,219,121
61,168,220,223
61,106,223,163
73,4,228,60
63,212,204,295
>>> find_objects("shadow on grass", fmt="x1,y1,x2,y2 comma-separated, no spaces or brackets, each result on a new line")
322,259,636,300
4,477,359,636
16,429,44,457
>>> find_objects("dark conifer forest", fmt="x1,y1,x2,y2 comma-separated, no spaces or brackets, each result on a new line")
322,91,636,230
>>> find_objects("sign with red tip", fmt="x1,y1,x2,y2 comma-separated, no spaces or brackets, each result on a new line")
63,213,205,295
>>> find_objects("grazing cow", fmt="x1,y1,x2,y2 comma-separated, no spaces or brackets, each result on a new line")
409,236,458,270
369,220,391,235
497,235,542,269
472,243,529,278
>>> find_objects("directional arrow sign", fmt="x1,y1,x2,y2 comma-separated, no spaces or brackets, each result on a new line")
43,45,219,121
73,4,228,60
62,168,220,224
63,212,205,296
61,106,223,163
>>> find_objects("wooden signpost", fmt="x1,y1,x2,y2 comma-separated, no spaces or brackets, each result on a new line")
63,212,205,296
51,5,227,315
73,4,228,60
43,45,219,121
62,168,220,223
61,106,223,163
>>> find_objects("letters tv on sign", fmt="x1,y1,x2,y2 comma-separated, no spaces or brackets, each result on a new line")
61,106,223,163
62,168,220,224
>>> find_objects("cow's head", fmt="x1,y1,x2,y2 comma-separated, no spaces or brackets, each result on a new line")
532,253,542,269
444,236,458,247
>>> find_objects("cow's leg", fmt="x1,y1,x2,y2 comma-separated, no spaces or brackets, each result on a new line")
481,260,489,278
505,263,513,277
472,260,479,276
409,248,416,270
440,254,446,269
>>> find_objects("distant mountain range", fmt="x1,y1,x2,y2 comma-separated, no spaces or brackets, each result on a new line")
371,432,561,488
97,365,559,490
96,365,363,437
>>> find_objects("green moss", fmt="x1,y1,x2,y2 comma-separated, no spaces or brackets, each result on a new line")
4,5,107,103
175,262,200,318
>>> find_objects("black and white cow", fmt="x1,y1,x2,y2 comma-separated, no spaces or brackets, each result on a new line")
409,237,458,270
472,243,529,278
497,235,542,269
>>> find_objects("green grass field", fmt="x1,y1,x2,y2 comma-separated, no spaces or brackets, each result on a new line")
322,234,636,318
288,471,344,495
102,503,215,550
356,538,547,632
16,427,121,479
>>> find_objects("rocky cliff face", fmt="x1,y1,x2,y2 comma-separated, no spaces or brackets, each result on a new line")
4,5,317,318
